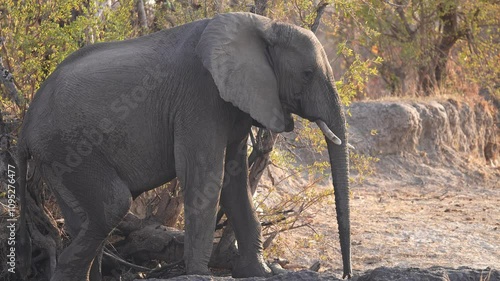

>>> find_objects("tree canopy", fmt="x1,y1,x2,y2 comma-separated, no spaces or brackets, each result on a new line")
2,0,497,107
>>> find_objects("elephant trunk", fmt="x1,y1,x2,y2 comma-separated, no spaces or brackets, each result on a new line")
327,137,351,278
320,110,351,278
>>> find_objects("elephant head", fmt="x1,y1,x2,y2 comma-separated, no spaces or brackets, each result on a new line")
197,13,352,278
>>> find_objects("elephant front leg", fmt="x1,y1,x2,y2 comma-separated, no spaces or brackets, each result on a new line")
221,138,272,278
176,144,225,275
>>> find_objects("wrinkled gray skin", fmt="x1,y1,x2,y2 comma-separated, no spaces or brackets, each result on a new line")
17,12,351,281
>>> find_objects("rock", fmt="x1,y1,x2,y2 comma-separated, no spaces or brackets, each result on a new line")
346,98,499,185
138,270,332,280
347,102,421,155
137,267,499,281
347,99,498,161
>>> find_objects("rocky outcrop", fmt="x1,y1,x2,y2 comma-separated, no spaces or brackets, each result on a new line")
345,98,499,186
347,98,497,163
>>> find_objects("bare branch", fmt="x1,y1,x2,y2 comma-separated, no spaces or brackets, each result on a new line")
103,249,152,271
0,38,22,107
383,0,407,8
393,0,416,39
310,1,330,33
263,222,311,236
253,0,268,16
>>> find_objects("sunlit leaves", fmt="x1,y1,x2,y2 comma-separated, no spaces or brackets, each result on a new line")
334,0,500,95
349,152,378,183
335,42,382,104
0,0,135,104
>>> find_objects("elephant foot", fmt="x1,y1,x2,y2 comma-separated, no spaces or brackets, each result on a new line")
232,255,272,278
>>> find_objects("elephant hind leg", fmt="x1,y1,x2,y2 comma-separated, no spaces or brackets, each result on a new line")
52,191,104,281
47,169,132,281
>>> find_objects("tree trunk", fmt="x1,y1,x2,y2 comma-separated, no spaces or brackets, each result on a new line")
137,0,148,34
435,1,460,87
248,129,278,194
417,65,435,95
417,1,462,94
310,1,329,33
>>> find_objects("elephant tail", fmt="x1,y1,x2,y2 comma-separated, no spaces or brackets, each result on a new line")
16,142,32,279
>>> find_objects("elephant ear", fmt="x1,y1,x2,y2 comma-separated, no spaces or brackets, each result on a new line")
196,12,286,133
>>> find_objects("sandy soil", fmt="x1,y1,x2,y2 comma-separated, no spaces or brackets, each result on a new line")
265,171,499,278
254,98,500,279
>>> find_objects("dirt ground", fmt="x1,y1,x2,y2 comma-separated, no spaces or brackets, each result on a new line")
2,97,497,281
261,97,500,278
265,163,500,278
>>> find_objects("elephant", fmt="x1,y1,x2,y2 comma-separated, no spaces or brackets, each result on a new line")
17,12,351,280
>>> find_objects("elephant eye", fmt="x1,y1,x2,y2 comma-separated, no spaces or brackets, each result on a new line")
303,69,314,81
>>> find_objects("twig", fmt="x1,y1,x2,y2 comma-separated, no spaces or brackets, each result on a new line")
263,222,311,236
292,0,306,25
250,129,257,148
217,209,294,230
103,248,152,271
215,219,228,230
267,165,275,186
259,209,295,218
261,216,287,227
268,164,314,187
383,0,407,8
147,259,184,274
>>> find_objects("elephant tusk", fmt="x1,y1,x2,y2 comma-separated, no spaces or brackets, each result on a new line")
316,120,342,145
316,120,355,149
